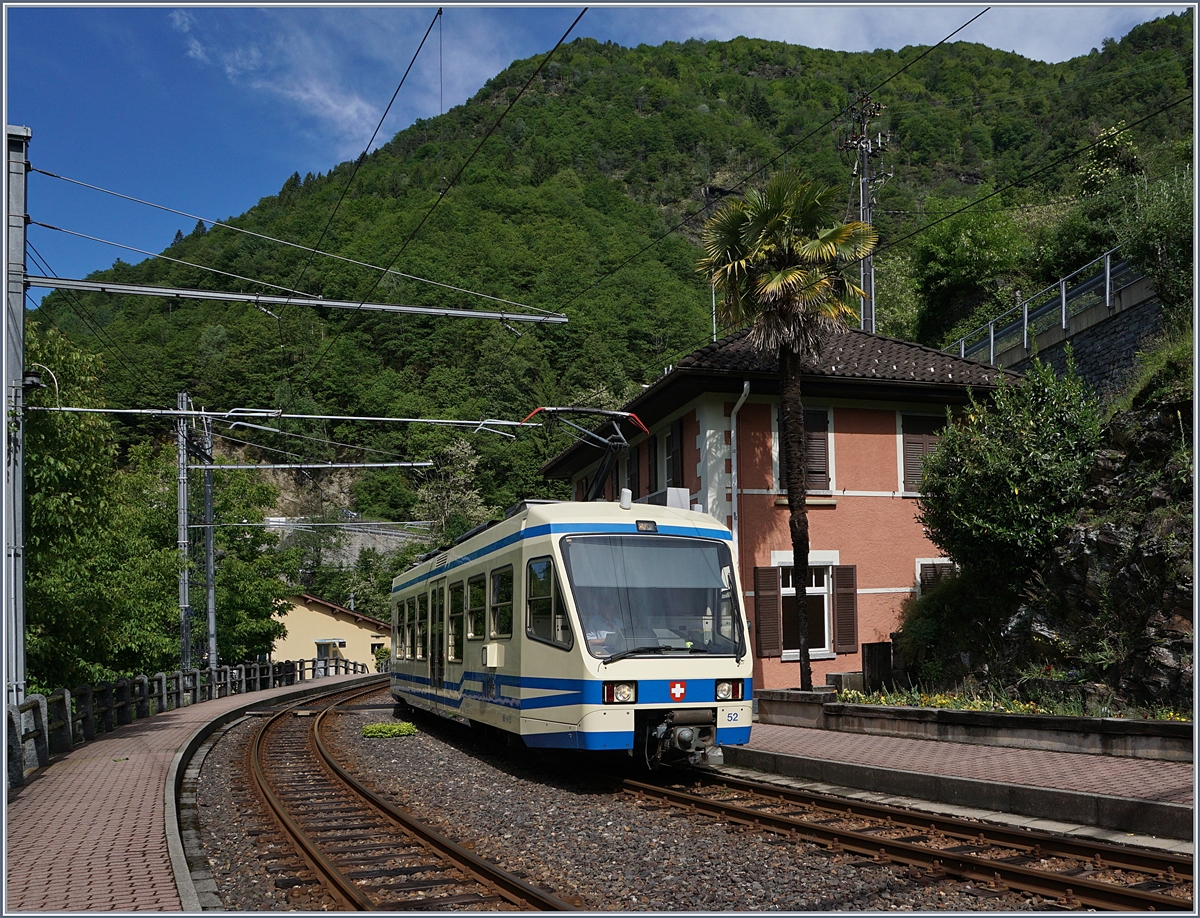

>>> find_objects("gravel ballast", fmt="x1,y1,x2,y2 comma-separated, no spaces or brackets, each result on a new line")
195,690,1040,911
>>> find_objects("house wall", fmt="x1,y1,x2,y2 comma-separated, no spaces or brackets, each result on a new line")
567,394,948,692
274,597,390,667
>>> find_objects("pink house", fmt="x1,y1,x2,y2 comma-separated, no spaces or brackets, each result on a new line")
542,326,1011,691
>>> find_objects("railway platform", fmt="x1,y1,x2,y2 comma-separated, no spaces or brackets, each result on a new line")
4,672,380,913
727,722,1194,854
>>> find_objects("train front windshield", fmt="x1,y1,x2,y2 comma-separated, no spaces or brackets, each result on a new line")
560,534,746,660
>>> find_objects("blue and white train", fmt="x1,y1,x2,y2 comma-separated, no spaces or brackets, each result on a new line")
389,498,753,766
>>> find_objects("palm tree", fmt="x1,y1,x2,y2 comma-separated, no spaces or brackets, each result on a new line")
699,172,877,690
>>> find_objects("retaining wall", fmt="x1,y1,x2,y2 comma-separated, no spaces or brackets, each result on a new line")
755,690,1192,762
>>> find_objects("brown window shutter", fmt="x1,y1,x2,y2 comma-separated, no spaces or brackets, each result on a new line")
668,419,684,487
902,415,944,492
806,410,829,490
647,435,659,493
903,434,926,492
627,444,640,498
832,565,858,653
753,566,782,658
920,562,953,594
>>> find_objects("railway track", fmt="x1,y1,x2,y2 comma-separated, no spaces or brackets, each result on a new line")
626,771,1193,911
247,683,575,911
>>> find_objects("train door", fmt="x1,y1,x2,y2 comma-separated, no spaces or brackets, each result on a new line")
429,579,446,697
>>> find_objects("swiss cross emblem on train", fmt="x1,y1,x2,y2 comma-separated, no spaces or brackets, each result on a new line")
669,681,686,701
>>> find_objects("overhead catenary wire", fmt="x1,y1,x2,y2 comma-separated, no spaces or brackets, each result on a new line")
29,168,556,316
277,7,444,321
30,222,315,301
298,7,589,387
25,243,165,403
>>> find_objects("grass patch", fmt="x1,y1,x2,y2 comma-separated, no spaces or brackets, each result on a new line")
362,722,418,738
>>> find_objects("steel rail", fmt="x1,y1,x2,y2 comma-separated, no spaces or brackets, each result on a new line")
313,701,576,911
250,687,381,910
623,779,1191,912
692,770,1194,880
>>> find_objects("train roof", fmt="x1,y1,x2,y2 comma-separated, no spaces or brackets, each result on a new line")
395,499,730,586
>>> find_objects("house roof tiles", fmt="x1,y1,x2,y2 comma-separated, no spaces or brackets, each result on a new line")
541,326,1018,479
678,325,1013,387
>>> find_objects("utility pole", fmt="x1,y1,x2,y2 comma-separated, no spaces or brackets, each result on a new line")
837,96,891,334
177,391,192,670
5,125,31,705
202,414,216,670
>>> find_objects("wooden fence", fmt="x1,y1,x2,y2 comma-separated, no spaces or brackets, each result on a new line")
7,658,373,789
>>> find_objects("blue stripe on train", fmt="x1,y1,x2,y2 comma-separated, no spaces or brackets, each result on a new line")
391,672,751,710
391,522,732,593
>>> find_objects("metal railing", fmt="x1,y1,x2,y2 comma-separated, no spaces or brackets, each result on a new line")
947,248,1144,365
7,658,373,789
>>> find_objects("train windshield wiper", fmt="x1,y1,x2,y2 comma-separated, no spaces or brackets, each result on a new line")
601,645,669,665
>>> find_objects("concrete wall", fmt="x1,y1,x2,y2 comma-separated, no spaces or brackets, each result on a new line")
1013,296,1165,397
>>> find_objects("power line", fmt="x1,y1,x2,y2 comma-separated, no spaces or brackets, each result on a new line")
25,243,164,403
277,7,444,319
298,7,589,387
873,93,1193,258
216,419,411,461
30,167,556,315
31,222,315,300
559,7,990,311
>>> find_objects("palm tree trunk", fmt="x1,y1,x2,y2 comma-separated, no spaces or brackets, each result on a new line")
779,348,813,691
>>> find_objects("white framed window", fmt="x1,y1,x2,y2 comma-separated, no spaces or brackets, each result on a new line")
915,557,956,597
779,565,835,660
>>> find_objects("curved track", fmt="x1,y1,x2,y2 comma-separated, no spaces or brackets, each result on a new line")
628,771,1193,911
248,683,574,911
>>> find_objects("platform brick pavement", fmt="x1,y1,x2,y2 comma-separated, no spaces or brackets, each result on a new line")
745,723,1194,806
5,673,375,913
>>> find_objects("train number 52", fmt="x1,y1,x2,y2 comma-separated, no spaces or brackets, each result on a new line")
726,711,739,722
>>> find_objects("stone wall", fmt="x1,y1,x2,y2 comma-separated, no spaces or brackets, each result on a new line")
1014,297,1164,397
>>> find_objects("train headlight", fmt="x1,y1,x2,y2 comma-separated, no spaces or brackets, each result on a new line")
716,680,744,701
603,681,637,704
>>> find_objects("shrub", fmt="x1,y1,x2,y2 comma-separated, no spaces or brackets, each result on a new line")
362,722,418,738
916,359,1101,599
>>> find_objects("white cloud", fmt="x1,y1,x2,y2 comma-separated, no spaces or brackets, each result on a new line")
221,45,263,80
185,37,208,63
169,9,194,34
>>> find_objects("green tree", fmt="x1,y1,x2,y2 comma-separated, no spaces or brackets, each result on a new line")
916,359,1101,597
1111,168,1194,319
912,188,1031,345
413,439,497,547
24,324,181,689
699,172,876,690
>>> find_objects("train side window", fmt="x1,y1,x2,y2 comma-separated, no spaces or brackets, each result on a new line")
526,557,573,649
404,597,415,660
490,566,513,639
467,575,486,639
416,592,429,659
448,581,465,662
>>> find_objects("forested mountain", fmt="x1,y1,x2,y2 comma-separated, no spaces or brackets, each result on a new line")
35,11,1193,522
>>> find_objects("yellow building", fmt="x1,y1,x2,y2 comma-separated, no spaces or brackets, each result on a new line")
275,594,391,671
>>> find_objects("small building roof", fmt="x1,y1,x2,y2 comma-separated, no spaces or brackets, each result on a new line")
543,325,1019,479
291,593,391,632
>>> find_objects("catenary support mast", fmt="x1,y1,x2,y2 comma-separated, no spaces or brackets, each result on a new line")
5,126,31,705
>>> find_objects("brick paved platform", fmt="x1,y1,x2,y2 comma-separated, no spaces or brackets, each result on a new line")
4,673,382,913
727,722,1194,842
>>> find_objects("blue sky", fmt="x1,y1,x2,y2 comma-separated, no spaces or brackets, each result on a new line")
4,4,1189,305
